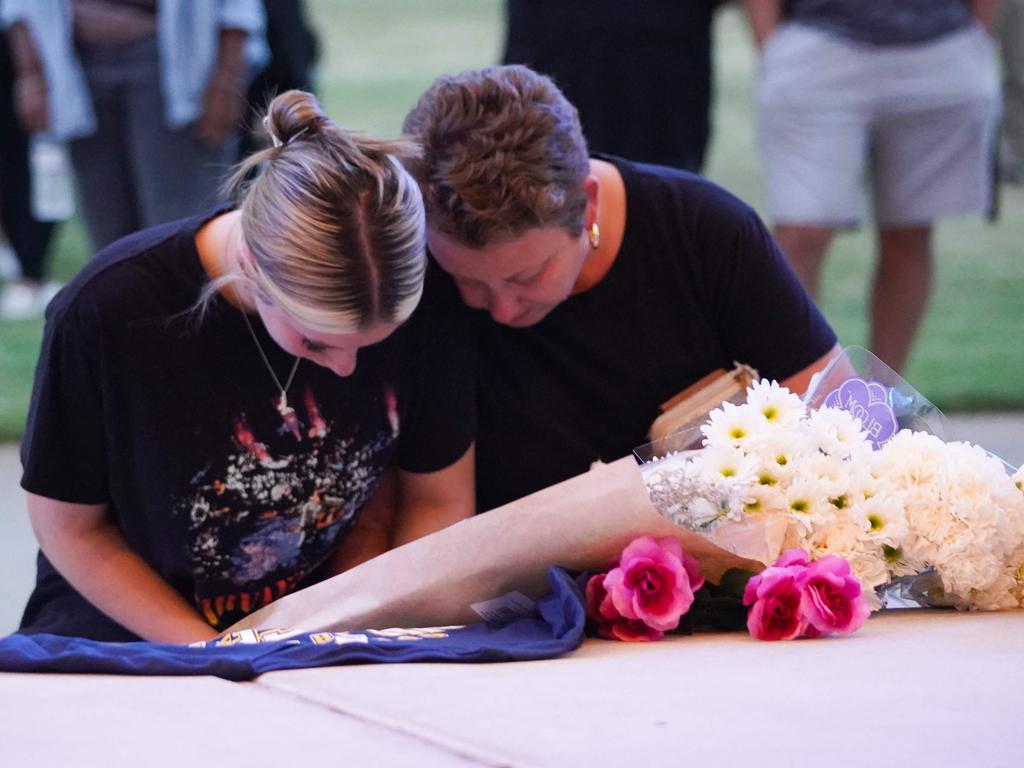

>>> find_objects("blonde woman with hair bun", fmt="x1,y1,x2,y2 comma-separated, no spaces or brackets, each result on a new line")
18,90,476,643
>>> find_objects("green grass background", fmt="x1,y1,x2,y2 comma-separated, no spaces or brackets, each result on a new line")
1,2,1022,441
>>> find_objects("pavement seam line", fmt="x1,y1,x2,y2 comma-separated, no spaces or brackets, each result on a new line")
247,676,539,768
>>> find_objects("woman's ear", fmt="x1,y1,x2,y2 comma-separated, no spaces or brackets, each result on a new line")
583,173,600,221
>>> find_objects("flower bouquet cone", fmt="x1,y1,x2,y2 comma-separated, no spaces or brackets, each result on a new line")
637,347,1024,612
226,455,763,635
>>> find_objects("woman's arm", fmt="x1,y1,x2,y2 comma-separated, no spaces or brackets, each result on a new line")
743,0,784,49
327,468,399,573
971,0,1002,33
393,443,476,547
780,342,844,396
195,27,249,147
6,21,49,133
27,493,218,643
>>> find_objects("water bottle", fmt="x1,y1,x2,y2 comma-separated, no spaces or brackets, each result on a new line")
30,137,75,222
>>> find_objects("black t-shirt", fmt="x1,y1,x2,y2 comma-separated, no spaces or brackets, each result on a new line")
475,155,836,511
19,211,475,641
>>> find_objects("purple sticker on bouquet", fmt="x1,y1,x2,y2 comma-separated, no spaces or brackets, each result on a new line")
822,377,897,449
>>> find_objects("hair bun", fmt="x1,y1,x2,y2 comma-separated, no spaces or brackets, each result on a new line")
265,90,330,147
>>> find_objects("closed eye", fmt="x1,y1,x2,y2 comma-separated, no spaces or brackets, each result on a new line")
301,338,328,353
509,262,546,286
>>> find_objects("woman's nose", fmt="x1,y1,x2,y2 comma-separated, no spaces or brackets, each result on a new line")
488,291,520,325
327,350,357,378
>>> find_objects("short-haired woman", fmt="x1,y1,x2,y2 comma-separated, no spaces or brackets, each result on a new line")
403,65,839,511
19,91,476,642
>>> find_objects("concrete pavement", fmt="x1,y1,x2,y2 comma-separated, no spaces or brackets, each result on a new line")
1,413,1021,635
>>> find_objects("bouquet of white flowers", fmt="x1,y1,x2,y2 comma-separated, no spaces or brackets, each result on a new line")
639,350,1024,611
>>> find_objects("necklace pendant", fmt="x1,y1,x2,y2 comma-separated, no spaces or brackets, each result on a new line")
277,395,302,442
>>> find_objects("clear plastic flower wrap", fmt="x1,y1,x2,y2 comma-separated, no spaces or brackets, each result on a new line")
634,347,1024,611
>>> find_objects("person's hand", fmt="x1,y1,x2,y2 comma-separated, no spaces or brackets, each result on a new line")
195,71,246,148
14,72,49,134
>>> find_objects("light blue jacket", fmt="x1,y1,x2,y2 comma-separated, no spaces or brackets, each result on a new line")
1,0,267,140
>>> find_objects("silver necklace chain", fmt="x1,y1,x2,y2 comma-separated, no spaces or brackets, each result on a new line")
240,310,301,403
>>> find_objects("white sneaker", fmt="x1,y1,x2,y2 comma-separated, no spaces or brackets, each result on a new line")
0,282,40,320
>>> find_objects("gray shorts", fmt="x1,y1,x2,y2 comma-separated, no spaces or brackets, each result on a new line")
756,22,1000,227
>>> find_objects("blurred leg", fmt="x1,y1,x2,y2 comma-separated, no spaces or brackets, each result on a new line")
999,0,1024,180
127,68,237,229
0,36,55,282
870,226,932,374
772,225,836,300
68,49,140,252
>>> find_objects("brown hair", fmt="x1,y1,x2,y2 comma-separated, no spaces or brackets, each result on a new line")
220,90,426,333
402,65,590,248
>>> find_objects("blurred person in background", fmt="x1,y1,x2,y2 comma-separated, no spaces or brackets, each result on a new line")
503,0,720,173
241,0,319,158
4,0,267,253
0,2,60,319
745,0,1001,374
999,0,1024,183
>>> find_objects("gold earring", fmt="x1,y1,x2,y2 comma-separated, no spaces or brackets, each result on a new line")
588,221,601,250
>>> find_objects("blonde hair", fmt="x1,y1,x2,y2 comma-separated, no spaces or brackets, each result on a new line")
402,65,590,248
221,90,426,333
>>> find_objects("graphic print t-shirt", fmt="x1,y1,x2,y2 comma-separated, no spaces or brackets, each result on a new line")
19,212,475,641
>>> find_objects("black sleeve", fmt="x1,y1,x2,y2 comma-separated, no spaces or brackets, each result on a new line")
701,194,837,381
393,265,477,474
20,299,110,504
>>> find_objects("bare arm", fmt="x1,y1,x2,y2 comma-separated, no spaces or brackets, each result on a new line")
327,468,399,574
392,443,476,547
6,21,48,133
27,493,218,642
743,0,785,49
780,342,846,396
971,0,1002,33
194,27,249,147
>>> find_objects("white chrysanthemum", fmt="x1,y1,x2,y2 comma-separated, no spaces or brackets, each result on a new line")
741,483,786,515
783,477,831,523
854,494,908,545
700,401,765,449
748,429,817,479
803,452,856,507
808,406,871,458
692,445,757,486
745,379,806,428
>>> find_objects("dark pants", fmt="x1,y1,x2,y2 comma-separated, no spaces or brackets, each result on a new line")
0,35,55,282
504,0,716,173
70,37,236,252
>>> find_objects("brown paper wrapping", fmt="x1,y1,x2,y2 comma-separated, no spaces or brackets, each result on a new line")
225,456,763,634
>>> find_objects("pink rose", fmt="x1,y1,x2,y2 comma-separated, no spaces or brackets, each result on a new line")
584,573,619,623
797,555,870,636
742,565,807,641
603,536,704,632
599,617,664,642
774,548,812,568
585,573,664,641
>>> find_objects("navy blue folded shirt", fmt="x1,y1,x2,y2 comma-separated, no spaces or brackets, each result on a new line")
0,568,585,680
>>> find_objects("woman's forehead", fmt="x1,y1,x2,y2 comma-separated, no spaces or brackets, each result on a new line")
427,227,568,279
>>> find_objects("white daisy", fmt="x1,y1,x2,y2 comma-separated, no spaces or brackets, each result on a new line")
808,406,870,458
745,379,806,428
700,401,764,449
